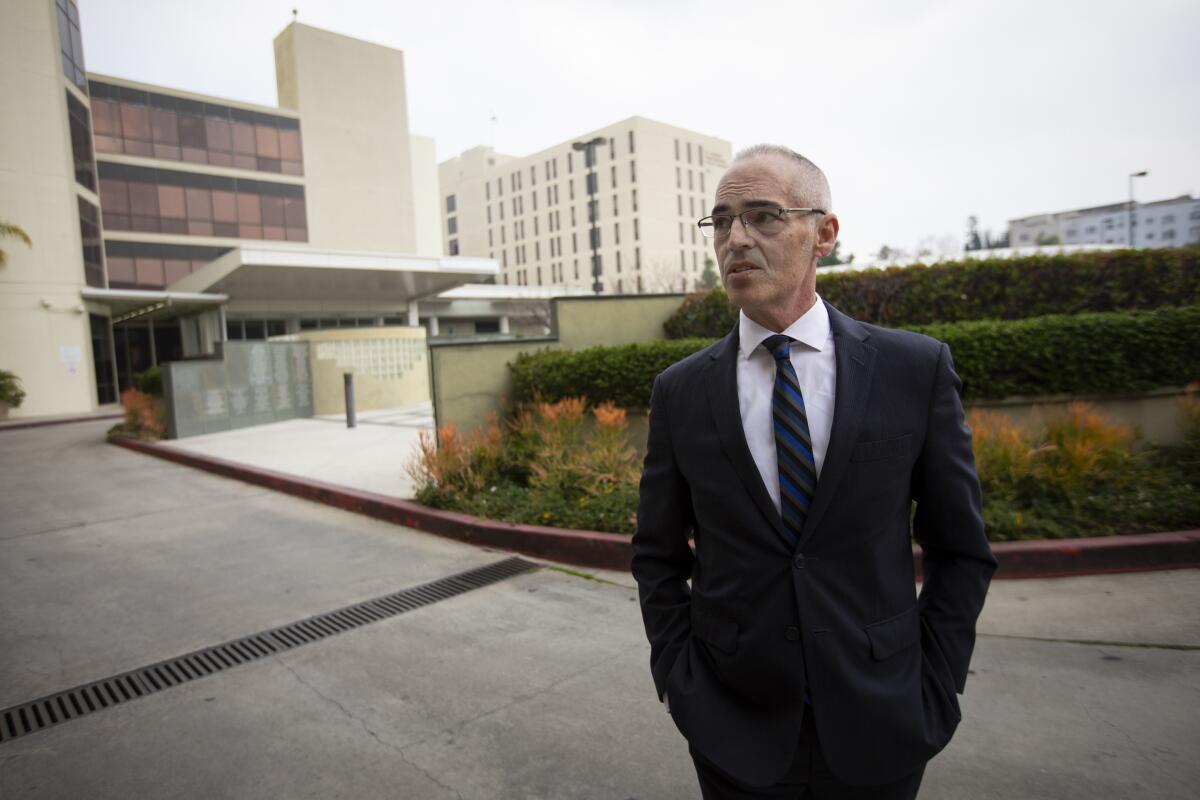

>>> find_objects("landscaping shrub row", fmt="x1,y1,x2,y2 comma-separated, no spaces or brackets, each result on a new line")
511,306,1200,406
663,249,1200,338
412,397,1200,541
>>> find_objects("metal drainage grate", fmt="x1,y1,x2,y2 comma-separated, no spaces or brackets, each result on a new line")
0,556,537,744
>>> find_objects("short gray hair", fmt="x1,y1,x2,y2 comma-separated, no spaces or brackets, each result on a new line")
732,144,832,212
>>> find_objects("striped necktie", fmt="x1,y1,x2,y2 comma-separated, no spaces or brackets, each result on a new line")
763,334,817,546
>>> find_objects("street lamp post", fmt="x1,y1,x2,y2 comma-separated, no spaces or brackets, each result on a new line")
1129,170,1147,248
573,136,606,294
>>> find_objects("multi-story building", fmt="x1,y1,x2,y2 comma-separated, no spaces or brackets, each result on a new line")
2,1,509,419
438,119,732,294
1009,195,1200,249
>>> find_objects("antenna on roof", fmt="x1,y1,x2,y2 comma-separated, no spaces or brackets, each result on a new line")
292,8,298,20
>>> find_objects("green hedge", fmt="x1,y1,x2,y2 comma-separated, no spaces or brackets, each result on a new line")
663,249,1200,338
512,306,1200,406
510,339,713,408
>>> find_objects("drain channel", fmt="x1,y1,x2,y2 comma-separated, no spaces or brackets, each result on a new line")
0,556,537,744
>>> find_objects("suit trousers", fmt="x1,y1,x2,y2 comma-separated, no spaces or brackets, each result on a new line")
690,712,926,800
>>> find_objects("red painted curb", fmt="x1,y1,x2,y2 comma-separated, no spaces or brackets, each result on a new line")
108,436,1200,578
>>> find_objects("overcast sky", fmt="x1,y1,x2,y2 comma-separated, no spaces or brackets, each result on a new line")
81,0,1199,261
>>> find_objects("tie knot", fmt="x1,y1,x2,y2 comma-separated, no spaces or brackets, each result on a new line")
762,334,793,362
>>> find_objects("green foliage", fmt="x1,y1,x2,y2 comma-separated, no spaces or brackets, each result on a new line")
514,306,1200,407
109,388,166,440
510,339,713,409
663,249,1200,338
0,370,26,408
409,398,641,534
970,405,1200,540
135,366,163,397
913,305,1200,401
0,221,33,268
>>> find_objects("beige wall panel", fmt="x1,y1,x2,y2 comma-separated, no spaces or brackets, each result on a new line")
430,294,684,435
0,0,99,418
274,24,417,254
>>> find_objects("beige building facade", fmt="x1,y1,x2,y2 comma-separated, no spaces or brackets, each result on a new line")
1,1,496,420
438,118,732,295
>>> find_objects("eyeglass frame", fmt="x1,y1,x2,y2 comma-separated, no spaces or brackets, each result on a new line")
697,207,827,239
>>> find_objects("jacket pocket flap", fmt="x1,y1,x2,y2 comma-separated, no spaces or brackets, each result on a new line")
851,434,912,463
691,607,738,654
865,605,919,660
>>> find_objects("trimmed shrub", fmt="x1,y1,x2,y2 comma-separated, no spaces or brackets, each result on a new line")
514,306,1200,407
136,366,163,397
510,339,712,409
663,249,1200,338
913,305,1200,400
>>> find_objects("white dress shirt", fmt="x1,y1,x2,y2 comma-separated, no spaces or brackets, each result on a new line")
737,297,838,517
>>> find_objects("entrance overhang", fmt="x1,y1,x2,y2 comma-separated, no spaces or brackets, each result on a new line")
80,287,230,323
166,245,497,304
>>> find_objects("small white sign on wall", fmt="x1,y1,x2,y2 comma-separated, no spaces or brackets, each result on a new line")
59,345,82,376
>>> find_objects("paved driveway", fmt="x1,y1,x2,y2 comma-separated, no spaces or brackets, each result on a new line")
1,421,1197,798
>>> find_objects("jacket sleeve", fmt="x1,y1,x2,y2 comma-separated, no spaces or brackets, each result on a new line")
631,372,696,700
912,343,998,693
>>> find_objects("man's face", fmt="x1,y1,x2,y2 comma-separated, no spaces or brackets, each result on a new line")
711,155,831,330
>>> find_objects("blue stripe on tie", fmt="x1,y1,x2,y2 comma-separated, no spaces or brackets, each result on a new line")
779,475,812,509
773,421,815,465
774,407,813,448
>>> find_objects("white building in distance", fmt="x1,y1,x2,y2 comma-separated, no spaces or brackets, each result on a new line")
438,119,733,294
1009,195,1200,249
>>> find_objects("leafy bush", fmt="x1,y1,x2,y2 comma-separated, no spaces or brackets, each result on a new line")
515,306,1200,407
914,305,1200,400
136,366,163,397
663,249,1200,338
109,388,166,440
510,339,712,409
408,398,641,533
970,404,1199,540
0,369,26,408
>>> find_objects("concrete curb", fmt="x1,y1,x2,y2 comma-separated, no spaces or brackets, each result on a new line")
0,413,123,432
109,436,1200,578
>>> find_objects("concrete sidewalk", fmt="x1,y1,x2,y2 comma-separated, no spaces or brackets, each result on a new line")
158,403,433,499
2,420,1198,798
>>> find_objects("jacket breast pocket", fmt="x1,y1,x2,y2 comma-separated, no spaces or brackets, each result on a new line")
865,604,920,661
851,434,912,463
691,606,739,655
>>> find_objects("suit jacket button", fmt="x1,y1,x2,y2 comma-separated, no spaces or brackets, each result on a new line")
793,554,806,569
784,626,800,641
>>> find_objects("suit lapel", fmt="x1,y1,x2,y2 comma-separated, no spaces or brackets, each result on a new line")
797,303,877,549
704,328,790,548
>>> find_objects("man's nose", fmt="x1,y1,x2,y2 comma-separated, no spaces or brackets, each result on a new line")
727,216,754,248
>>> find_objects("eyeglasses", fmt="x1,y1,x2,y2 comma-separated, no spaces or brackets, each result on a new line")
697,207,826,239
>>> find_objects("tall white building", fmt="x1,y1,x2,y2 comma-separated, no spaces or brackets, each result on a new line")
438,118,733,294
1009,195,1200,249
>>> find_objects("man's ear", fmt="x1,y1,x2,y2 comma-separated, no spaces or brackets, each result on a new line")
815,213,840,258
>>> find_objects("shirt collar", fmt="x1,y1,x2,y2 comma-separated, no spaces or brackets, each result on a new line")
738,295,831,360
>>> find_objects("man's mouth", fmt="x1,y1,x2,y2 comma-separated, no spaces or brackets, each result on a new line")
727,262,758,275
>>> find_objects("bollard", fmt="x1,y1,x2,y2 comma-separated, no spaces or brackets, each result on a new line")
343,371,356,428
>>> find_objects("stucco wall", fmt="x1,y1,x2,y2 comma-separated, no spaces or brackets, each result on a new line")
429,293,683,434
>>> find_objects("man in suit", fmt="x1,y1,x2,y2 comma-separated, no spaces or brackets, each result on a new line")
631,145,997,798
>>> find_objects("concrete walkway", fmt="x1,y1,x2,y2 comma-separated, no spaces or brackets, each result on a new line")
1,420,1197,799
159,404,433,499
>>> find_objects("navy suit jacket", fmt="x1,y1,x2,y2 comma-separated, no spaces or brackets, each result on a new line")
631,302,997,788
